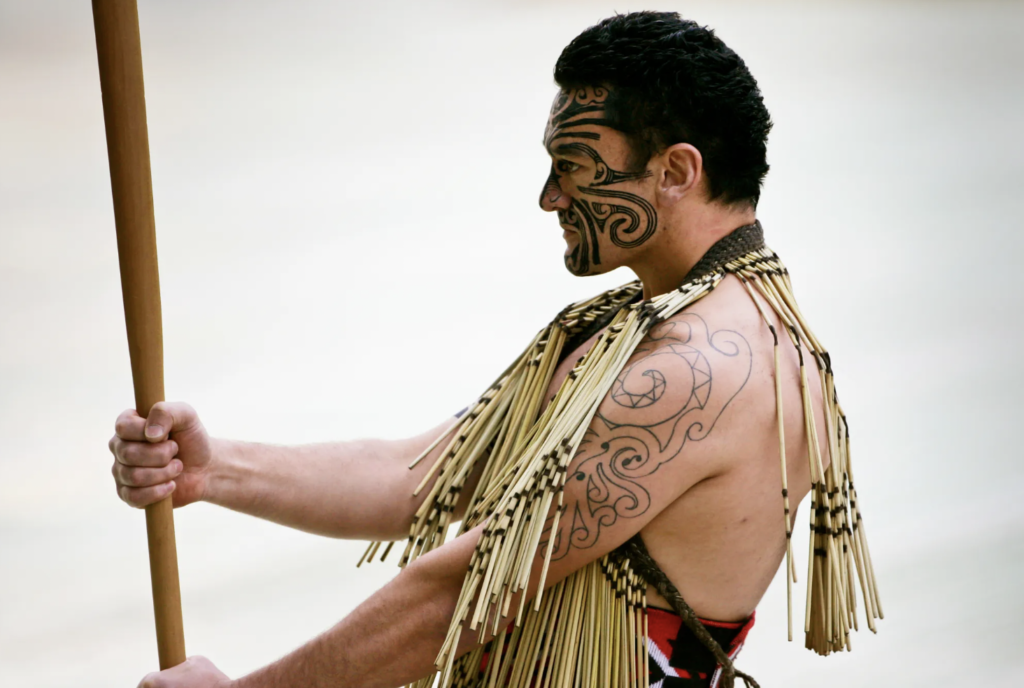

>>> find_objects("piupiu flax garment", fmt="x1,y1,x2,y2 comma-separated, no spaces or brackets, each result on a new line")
359,222,882,688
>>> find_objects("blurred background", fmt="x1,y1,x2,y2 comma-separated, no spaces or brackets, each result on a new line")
1,0,1022,685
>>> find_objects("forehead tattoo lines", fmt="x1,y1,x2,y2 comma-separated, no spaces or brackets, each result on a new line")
545,86,613,150
543,87,658,276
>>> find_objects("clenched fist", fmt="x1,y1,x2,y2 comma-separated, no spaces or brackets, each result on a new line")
109,401,213,508
137,655,231,688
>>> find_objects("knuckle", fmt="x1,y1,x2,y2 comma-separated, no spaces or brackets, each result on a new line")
115,409,138,435
168,401,199,429
125,487,146,508
125,442,159,466
116,439,134,461
156,440,175,460
120,442,139,463
151,401,171,423
122,466,140,487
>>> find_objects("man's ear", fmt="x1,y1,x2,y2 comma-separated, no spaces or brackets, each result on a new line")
657,143,703,205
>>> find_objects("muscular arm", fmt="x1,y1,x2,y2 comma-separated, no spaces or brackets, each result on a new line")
111,402,483,542
231,522,484,688
221,313,753,688
205,418,483,541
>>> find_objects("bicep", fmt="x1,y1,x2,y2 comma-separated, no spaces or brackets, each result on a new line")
533,416,698,591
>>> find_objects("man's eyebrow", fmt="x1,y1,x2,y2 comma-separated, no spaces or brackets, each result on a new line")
552,144,590,159
543,131,602,154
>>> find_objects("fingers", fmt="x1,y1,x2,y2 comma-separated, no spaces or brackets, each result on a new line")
113,457,183,488
110,435,179,468
114,408,146,441
118,480,176,508
137,655,228,688
109,433,180,508
142,401,199,443
113,401,199,443
112,450,182,507
110,401,201,509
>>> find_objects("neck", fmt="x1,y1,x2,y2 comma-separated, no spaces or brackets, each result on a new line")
630,203,757,300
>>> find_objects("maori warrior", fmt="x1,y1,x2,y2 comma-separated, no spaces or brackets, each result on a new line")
358,20,880,688
363,221,881,688
108,12,880,688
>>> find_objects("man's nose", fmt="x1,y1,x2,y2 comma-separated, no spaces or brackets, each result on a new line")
539,168,571,212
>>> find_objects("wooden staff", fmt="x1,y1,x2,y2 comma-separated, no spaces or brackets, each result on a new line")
92,0,186,669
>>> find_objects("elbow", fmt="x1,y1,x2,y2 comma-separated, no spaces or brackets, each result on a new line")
399,552,464,638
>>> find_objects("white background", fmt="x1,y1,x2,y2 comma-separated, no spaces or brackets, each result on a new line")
1,0,1022,685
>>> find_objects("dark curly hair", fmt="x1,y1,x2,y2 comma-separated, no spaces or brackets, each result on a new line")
554,11,772,207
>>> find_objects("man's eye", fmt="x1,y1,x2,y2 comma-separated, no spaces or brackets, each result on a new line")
556,160,581,173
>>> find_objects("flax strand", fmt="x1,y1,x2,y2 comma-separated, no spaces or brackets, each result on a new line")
358,231,879,686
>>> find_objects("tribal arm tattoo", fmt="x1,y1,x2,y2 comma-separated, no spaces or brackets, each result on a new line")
541,86,658,275
540,314,752,561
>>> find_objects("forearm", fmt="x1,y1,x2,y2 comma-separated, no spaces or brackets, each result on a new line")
203,435,428,540
232,524,485,688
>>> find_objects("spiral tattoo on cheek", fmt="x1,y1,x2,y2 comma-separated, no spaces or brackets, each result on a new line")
580,187,658,250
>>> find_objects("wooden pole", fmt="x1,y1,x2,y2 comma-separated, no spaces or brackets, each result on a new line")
91,0,186,669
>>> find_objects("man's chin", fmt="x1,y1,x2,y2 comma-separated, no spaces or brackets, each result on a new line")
561,231,615,276
563,251,605,277
563,262,589,277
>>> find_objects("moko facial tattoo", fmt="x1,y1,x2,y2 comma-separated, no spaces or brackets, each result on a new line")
542,86,657,276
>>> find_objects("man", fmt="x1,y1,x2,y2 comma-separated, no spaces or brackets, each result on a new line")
109,12,877,688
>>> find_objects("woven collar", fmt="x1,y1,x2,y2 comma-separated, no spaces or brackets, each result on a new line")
681,220,765,283
558,220,765,361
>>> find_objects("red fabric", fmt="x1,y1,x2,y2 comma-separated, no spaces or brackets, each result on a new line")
475,606,755,687
646,607,755,687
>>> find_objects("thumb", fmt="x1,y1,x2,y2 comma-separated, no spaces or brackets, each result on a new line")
144,401,199,443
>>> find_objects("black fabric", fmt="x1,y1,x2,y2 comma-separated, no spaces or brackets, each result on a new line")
668,622,742,677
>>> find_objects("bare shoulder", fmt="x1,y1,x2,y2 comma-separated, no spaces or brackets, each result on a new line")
594,276,779,471
535,276,776,569
602,277,768,426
